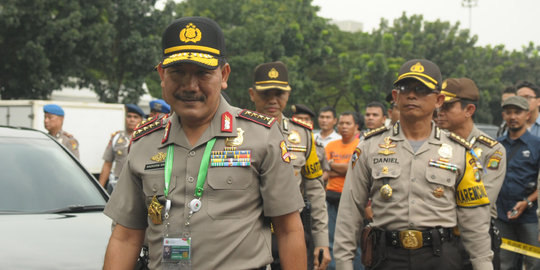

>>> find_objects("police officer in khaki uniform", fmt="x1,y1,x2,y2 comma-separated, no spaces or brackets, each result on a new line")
98,104,144,192
334,59,494,270
437,78,507,269
292,104,331,184
43,104,80,158
249,62,331,270
103,17,307,270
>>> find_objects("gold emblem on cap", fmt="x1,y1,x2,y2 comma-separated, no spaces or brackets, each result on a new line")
380,184,393,199
288,130,301,144
433,187,444,198
151,152,167,162
179,23,202,43
438,143,453,159
225,128,245,147
268,68,279,79
410,62,425,73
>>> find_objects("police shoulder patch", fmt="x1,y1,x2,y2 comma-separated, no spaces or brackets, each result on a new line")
131,115,166,141
449,132,472,149
237,109,275,128
477,135,498,148
290,117,313,130
364,126,388,140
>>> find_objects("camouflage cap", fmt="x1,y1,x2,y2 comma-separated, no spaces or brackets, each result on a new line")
394,59,442,90
441,78,479,103
253,61,291,91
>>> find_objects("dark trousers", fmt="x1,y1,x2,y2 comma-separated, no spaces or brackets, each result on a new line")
369,239,461,270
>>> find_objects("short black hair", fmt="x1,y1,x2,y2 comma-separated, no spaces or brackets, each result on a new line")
340,111,359,125
503,86,516,94
459,99,478,118
366,101,387,116
319,106,337,118
515,80,540,97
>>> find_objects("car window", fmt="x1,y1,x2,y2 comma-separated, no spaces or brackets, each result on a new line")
0,136,107,213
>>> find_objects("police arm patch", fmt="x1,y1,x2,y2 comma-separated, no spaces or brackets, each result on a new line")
351,147,362,168
301,133,323,179
456,151,490,207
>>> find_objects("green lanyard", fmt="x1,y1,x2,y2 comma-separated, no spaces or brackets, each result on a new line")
164,138,217,198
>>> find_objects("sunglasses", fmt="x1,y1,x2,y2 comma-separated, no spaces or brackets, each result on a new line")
396,84,437,96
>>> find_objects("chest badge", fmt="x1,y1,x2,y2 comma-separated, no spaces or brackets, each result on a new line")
148,195,163,225
433,187,444,198
378,137,396,156
151,152,167,162
438,144,453,159
288,130,301,144
225,128,244,147
380,184,393,199
473,147,482,158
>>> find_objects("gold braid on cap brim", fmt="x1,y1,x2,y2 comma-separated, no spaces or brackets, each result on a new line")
441,90,458,102
396,72,438,90
163,52,218,67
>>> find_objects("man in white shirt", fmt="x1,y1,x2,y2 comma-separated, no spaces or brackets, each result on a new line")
315,106,341,147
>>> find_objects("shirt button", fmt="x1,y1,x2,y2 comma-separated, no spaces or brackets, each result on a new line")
447,178,451,183
411,178,416,182
431,175,436,179
409,223,414,227
189,151,196,157
227,178,233,184
187,176,194,183
411,199,415,204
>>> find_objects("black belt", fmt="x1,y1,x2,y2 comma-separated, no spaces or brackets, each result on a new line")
384,228,453,249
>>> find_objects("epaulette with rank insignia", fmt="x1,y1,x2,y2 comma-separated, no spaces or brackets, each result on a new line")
131,115,165,141
449,132,472,149
477,135,498,148
364,126,388,140
291,117,313,130
238,109,275,128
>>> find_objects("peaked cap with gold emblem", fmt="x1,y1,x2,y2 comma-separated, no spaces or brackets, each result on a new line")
441,78,479,103
253,61,291,91
160,17,226,70
394,59,442,90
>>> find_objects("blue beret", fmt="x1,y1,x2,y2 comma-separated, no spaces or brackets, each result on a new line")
125,104,145,117
149,99,171,113
43,104,65,116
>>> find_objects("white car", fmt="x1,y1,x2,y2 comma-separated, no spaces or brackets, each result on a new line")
0,126,111,269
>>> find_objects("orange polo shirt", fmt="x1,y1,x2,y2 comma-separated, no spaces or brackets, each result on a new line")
325,138,360,193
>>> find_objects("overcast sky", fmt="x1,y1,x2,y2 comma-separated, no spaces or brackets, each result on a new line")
311,0,539,51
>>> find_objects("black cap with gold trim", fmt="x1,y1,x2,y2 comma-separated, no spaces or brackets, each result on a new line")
160,17,225,70
394,59,442,90
253,61,291,91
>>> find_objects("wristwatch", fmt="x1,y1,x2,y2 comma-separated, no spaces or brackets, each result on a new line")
525,198,534,209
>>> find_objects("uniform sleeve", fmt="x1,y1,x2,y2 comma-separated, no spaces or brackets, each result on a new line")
103,155,148,229
457,151,494,270
259,125,305,217
483,145,507,217
64,137,80,159
102,136,115,162
334,142,370,270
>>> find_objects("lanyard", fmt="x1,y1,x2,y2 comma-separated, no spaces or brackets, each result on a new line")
163,138,217,198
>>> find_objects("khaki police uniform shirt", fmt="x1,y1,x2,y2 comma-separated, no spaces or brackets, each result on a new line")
334,122,493,270
468,126,506,218
279,116,329,247
102,130,130,178
53,130,79,159
104,97,304,269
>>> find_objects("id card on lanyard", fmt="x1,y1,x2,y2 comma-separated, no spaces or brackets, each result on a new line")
162,138,216,269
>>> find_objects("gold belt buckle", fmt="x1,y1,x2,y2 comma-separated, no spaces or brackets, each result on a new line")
399,230,423,249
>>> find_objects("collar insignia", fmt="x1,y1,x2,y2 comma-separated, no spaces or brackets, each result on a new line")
161,120,171,144
221,112,233,133
291,117,313,130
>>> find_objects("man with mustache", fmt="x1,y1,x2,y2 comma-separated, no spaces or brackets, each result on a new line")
437,78,506,269
334,59,494,270
249,61,331,270
102,17,306,270
496,96,540,270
